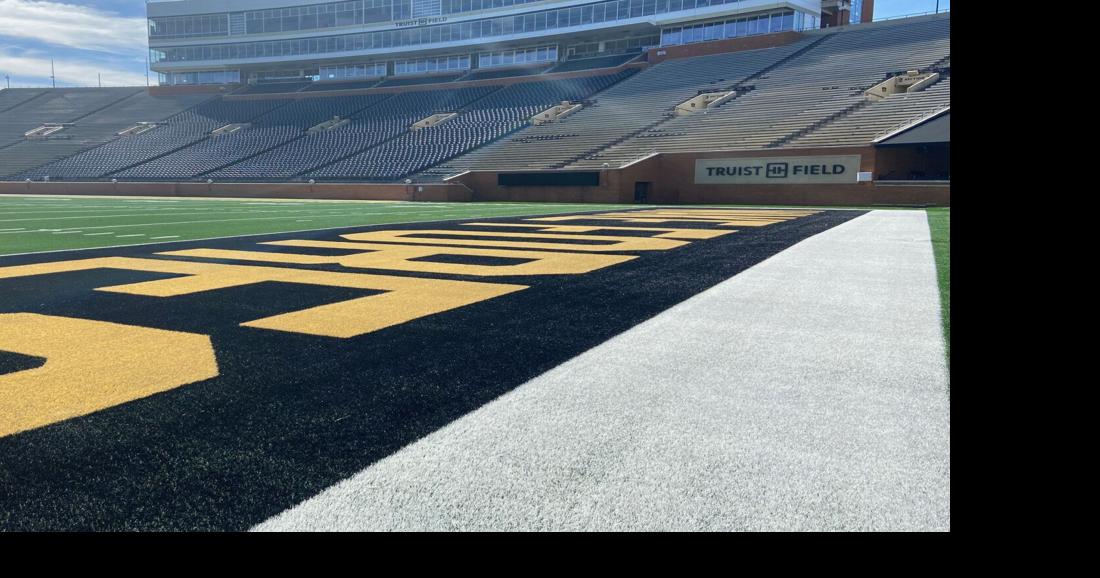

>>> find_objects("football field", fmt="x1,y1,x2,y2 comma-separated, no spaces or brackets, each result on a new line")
0,195,950,531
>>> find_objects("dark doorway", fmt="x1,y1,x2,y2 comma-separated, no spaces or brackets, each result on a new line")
634,181,651,204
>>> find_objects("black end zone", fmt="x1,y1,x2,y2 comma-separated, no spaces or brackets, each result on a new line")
0,208,863,530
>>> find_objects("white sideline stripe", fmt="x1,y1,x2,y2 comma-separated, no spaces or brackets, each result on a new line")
115,234,145,238
150,235,180,240
0,207,635,258
253,210,949,532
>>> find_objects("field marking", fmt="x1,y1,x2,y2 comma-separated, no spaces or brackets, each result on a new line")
51,231,83,235
0,209,325,224
254,210,949,532
42,208,630,233
0,207,638,258
150,236,180,240
115,234,145,238
84,232,114,236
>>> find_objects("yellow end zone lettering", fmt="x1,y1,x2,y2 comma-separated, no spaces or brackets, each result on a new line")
340,229,687,252
0,257,526,338
0,313,218,438
161,243,636,277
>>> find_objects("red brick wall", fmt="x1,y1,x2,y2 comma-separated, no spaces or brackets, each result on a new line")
452,147,950,206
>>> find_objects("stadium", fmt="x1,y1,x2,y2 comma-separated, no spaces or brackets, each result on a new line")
0,0,950,531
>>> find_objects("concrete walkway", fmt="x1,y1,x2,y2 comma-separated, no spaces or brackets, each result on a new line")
254,210,950,532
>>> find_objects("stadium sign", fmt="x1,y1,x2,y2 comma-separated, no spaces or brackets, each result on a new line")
695,155,862,184
395,17,448,27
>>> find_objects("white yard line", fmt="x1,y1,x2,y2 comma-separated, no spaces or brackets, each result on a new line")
0,207,630,258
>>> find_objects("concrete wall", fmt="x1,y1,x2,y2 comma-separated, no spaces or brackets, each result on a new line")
0,180,472,202
224,61,649,101
646,31,803,64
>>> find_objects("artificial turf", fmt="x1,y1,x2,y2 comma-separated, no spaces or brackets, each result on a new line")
0,208,858,530
926,208,950,367
0,195,635,255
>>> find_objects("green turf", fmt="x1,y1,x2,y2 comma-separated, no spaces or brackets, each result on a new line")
0,195,636,255
926,208,950,367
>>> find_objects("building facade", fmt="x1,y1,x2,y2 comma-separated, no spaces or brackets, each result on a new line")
148,0,854,86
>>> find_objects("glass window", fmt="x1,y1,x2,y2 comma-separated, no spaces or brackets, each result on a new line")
704,21,720,40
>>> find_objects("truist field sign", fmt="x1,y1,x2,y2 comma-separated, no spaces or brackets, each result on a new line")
695,155,861,184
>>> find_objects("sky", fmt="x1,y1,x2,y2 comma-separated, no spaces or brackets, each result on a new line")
0,0,951,89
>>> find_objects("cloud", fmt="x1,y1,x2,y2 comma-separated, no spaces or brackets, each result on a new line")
0,51,148,86
0,0,147,56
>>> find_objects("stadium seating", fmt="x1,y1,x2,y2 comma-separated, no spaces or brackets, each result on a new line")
208,87,495,180
378,73,467,88
427,16,950,176
0,89,48,114
2,15,950,183
0,87,142,149
460,65,554,81
307,71,633,181
566,17,951,168
242,82,312,94
17,98,286,179
427,41,816,175
111,95,383,179
787,76,950,147
301,79,384,92
0,91,214,177
547,53,641,73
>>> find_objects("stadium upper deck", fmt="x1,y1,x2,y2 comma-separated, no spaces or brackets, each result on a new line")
147,0,845,86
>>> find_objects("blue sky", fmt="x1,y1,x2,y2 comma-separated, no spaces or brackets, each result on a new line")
0,0,950,88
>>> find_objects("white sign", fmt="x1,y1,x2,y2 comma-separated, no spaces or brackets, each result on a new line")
695,155,862,184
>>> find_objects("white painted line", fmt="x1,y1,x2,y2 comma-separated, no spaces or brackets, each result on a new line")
254,211,950,532
115,234,145,238
150,236,180,240
0,208,626,258
84,232,114,236
0,228,25,231
52,230,83,234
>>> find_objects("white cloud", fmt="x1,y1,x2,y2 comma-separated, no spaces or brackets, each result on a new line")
0,52,148,86
0,0,147,56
